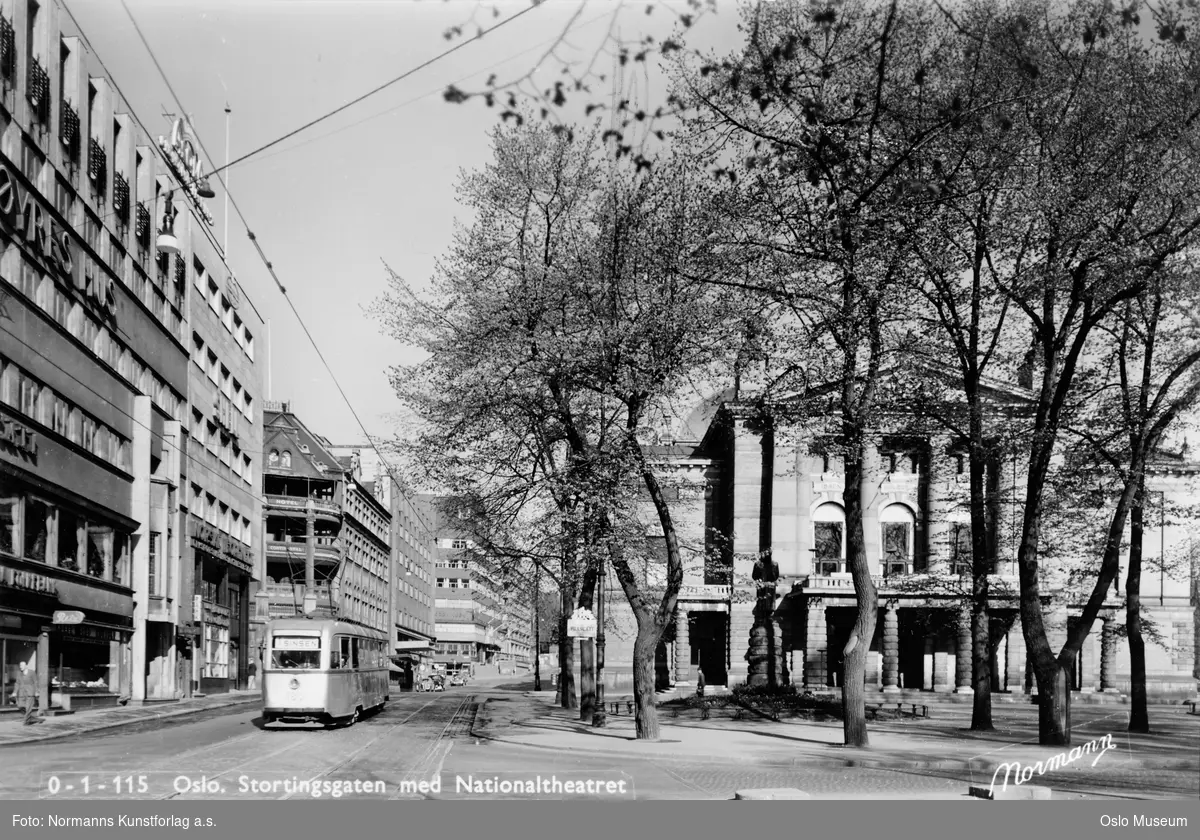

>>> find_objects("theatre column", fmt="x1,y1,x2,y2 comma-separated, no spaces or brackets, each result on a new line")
1006,619,1027,693
1100,616,1120,693
673,607,690,685
882,606,900,693
804,599,827,689
955,610,973,694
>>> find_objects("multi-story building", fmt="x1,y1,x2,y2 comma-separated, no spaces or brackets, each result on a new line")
335,462,390,633
420,495,530,674
262,405,414,667
0,0,214,711
326,443,437,667
261,403,346,623
183,208,263,695
497,599,532,671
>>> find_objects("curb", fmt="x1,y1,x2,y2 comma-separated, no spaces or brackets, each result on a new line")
0,695,260,746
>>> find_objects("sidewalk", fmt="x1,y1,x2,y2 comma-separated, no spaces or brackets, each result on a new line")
474,690,1200,797
0,691,260,746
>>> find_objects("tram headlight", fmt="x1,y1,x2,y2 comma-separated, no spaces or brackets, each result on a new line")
289,679,300,690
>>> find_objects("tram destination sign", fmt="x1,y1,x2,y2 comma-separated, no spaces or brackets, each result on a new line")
52,610,85,624
273,636,320,650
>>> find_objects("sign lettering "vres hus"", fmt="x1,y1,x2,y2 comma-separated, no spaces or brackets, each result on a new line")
0,163,116,322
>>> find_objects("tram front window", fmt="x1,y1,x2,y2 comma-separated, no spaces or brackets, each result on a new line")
271,637,321,669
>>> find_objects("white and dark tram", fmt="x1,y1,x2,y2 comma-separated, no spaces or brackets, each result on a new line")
262,618,389,727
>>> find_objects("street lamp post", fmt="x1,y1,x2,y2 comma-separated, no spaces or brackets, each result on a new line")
533,566,541,691
592,555,606,728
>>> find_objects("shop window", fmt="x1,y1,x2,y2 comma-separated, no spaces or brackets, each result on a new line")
204,624,229,678
113,532,128,586
87,524,112,580
23,497,50,563
58,510,80,571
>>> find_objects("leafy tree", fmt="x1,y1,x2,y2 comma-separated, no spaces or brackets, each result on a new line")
376,119,740,739
678,0,957,747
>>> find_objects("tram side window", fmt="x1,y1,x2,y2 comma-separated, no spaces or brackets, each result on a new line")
332,636,351,669
351,637,360,669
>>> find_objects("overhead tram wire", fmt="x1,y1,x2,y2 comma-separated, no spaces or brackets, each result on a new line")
57,5,604,235
119,0,543,183
246,9,616,168
118,1,474,520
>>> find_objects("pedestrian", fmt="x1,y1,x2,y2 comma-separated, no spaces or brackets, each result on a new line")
247,658,258,691
696,667,709,720
10,661,41,725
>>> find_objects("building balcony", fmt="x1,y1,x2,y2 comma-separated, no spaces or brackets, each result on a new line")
801,569,1021,595
264,494,341,518
264,582,335,618
265,538,342,565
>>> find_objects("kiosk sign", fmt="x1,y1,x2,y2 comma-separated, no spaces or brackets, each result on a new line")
566,608,597,639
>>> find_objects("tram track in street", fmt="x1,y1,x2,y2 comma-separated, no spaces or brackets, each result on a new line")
153,697,440,801
277,696,449,800
387,693,478,799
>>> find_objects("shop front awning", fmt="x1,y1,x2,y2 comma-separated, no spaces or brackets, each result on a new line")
394,640,434,651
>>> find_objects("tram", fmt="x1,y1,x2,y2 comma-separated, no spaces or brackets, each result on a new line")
262,617,389,727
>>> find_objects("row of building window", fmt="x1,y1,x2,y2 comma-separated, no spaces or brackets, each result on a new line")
434,643,475,656
398,611,429,637
0,354,131,471
45,154,187,347
0,476,131,584
345,487,389,543
189,483,252,547
190,408,253,488
396,578,430,608
810,503,974,576
343,531,387,582
191,333,254,422
194,259,254,362
4,258,185,423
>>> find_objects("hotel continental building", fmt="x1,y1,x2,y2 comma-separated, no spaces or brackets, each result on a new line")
0,0,261,710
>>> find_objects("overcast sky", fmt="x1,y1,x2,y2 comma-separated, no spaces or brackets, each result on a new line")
66,0,742,452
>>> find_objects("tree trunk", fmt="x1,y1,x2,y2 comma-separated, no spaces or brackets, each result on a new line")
967,398,993,731
577,564,598,721
632,626,661,740
579,639,596,721
1034,661,1072,745
841,428,876,748
1128,477,1149,733
558,586,576,709
970,597,992,730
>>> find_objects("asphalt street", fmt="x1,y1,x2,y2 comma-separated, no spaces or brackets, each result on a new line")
1,687,1191,800
0,687,971,801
